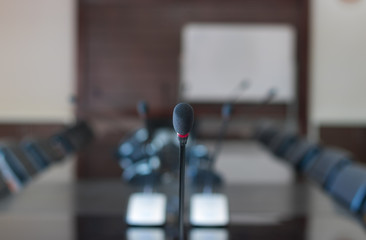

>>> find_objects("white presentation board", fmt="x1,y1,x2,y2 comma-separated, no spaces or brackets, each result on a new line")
181,24,296,103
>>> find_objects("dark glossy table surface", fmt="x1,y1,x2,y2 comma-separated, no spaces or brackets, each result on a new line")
0,142,365,240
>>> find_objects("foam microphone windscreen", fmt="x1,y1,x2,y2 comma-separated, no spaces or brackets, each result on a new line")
173,103,194,136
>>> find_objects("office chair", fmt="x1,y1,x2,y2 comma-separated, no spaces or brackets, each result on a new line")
284,139,322,171
329,164,366,213
268,131,298,158
305,148,352,190
51,121,94,154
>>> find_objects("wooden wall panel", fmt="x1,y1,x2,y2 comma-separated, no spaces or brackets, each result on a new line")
320,126,366,164
0,124,65,141
77,0,310,178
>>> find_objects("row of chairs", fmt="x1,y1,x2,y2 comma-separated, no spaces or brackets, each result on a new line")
0,121,93,197
255,123,366,217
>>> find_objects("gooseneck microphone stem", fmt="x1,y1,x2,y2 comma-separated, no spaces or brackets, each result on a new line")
204,103,232,193
211,117,230,167
144,118,152,142
172,103,194,240
204,117,229,194
137,101,151,142
178,141,186,240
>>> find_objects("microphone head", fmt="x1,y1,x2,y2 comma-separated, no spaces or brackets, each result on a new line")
268,88,277,98
264,88,277,104
239,79,250,90
222,103,233,118
137,100,149,116
173,103,194,137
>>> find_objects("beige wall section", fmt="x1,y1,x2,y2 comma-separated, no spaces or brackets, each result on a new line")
0,0,75,123
310,0,366,127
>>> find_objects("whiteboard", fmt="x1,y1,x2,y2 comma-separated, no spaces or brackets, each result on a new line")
180,24,296,103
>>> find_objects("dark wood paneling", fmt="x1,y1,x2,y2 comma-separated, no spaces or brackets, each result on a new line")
0,124,65,141
76,133,123,179
320,126,366,163
77,0,310,178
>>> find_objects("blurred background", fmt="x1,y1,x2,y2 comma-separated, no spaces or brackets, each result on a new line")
1,0,365,180
1,0,366,239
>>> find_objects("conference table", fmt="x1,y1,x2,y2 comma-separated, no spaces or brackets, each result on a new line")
0,141,365,240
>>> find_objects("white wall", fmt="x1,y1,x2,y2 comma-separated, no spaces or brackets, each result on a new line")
0,0,75,123
310,0,366,128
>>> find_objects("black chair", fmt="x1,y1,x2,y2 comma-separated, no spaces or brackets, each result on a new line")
255,125,280,146
21,138,64,168
1,143,40,175
0,171,11,197
329,164,366,213
305,148,352,190
362,199,366,215
0,143,34,187
268,131,298,158
284,139,321,171
253,123,269,140
51,121,94,154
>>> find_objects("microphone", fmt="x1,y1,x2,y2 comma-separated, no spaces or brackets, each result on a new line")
172,103,194,240
222,103,233,120
137,100,149,118
173,103,194,145
211,103,233,162
200,103,232,193
137,100,151,142
262,88,277,104
230,79,250,104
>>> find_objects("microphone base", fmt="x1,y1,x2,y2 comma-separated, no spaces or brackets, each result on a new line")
127,227,165,240
189,193,229,227
126,193,167,226
190,228,229,240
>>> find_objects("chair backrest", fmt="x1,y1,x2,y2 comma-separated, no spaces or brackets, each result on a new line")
268,131,298,158
0,171,11,197
0,144,32,185
21,138,64,168
329,164,366,213
51,121,94,154
305,148,352,190
258,127,280,146
284,139,321,171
